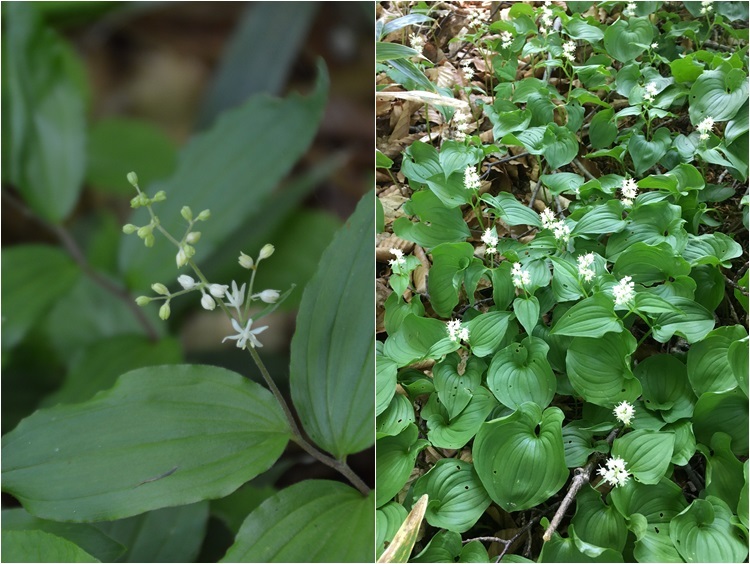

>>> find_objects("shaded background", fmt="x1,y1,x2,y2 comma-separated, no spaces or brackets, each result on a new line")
2,2,374,561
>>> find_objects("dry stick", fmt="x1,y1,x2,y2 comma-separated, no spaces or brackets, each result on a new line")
542,427,621,542
573,157,597,181
2,191,159,341
528,164,550,208
725,274,750,295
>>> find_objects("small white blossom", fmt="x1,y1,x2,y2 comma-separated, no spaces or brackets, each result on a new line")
225,280,247,315
624,2,637,17
460,59,475,81
700,0,714,14
511,262,531,288
389,248,406,267
453,109,470,142
238,252,254,269
621,178,638,206
501,31,513,49
614,401,635,426
612,275,635,306
178,275,197,290
553,222,571,242
643,82,658,103
562,40,576,62
201,292,216,311
223,318,268,349
540,3,554,28
176,247,188,268
258,244,275,260
597,456,630,487
481,228,498,254
464,165,482,190
254,289,280,304
651,42,659,49
467,8,488,28
447,319,469,342
696,116,715,141
209,284,228,298
540,208,557,230
577,252,596,282
409,33,425,56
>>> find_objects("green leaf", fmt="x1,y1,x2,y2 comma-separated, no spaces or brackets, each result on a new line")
383,314,459,367
572,486,627,553
540,172,586,196
376,344,398,416
610,477,689,523
566,331,641,407
484,105,532,139
427,243,476,318
699,432,744,510
549,256,585,302
681,232,743,267
540,524,625,562
571,199,627,236
411,530,462,563
666,419,697,466
423,387,497,450
565,15,604,41
86,118,177,196
635,354,696,423
603,18,654,63
612,242,691,285
542,124,580,170
290,192,374,459
411,459,491,533
628,128,671,175
481,193,543,227
589,108,618,149
377,393,416,438
377,149,394,169
3,3,87,223
1,365,290,521
119,62,328,288
376,42,421,62
514,295,540,335
687,325,747,395
693,389,748,457
612,430,675,485
221,480,373,563
433,353,487,420
393,190,471,249
376,424,430,507
606,201,687,261
2,508,124,562
212,487,276,536
651,297,715,344
94,502,209,563
487,336,556,410
380,13,434,38
376,502,408,558
474,402,568,512
689,67,749,123
728,337,749,396
1,245,79,350
385,58,437,92
466,311,513,358
670,497,749,563
628,515,683,563
1,530,98,563
550,293,623,338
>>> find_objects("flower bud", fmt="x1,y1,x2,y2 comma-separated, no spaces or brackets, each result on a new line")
151,283,169,296
159,302,171,320
122,224,138,234
201,293,216,310
137,225,153,239
197,209,211,221
258,244,275,260
130,195,142,209
186,231,201,244
181,206,193,222
152,191,167,202
184,245,196,258
176,248,188,268
256,289,280,303
135,296,151,306
177,275,197,290
127,171,139,187
209,284,228,298
144,234,155,248
238,252,254,269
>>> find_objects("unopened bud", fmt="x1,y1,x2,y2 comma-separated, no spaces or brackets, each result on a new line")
122,224,138,234
209,284,228,298
201,293,216,310
258,244,275,260
176,248,188,268
196,209,211,221
181,206,193,221
152,191,167,202
186,231,201,244
130,195,142,209
137,225,153,239
151,283,169,296
127,171,139,187
239,252,254,269
256,289,280,303
135,296,151,306
159,302,171,320
144,234,155,247
178,275,197,290
184,245,196,258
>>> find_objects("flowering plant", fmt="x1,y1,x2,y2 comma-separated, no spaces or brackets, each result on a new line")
377,1,748,562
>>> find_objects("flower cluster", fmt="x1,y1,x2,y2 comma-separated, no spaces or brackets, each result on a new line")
539,208,570,242
511,262,530,288
696,116,715,141
389,248,406,267
467,8,488,29
538,1,554,34
453,108,471,142
409,33,425,56
651,42,659,49
500,30,513,49
700,0,714,15
577,252,596,282
612,275,635,307
620,177,638,206
562,40,576,62
643,82,658,103
447,319,469,342
464,165,481,190
614,401,635,426
623,2,637,17
460,59,474,81
597,456,630,487
481,228,498,255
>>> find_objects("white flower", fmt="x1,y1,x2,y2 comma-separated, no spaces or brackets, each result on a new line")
225,280,247,315
697,116,714,141
612,275,635,306
467,8,487,28
389,248,406,267
651,42,659,49
540,4,554,27
553,222,571,242
562,40,576,62
643,82,658,103
621,178,638,206
511,262,530,288
223,318,268,349
577,252,596,282
258,244,275,260
201,293,216,311
454,109,470,142
481,228,498,247
447,319,469,342
501,31,513,49
409,33,425,56
209,284,228,298
238,252,254,269
177,274,195,290
254,289,280,304
700,0,713,14
540,208,557,230
597,456,630,487
464,165,482,190
614,401,635,426
624,2,637,17
176,247,188,268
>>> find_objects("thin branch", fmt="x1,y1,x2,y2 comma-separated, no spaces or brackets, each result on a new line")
528,164,550,208
724,274,749,295
573,157,597,181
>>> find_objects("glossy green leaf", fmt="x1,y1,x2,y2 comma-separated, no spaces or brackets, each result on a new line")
565,15,604,41
411,530,462,563
466,311,513,358
699,432,744,510
1,245,80,350
376,424,430,507
212,487,276,536
689,67,750,123
2,508,124,562
549,256,585,302
411,459,491,533
571,199,626,236
514,296,540,335
484,105,532,139
571,486,628,553
694,389,749,457
629,128,671,175
687,325,747,395
94,502,209,563
651,297,715,344
383,314,459,367
612,242,691,285
221,480,374,563
540,172,586,196
4,3,87,223
665,419,697,466
1,530,98,563
739,462,749,529
380,14,434,38
393,190,471,249
474,402,568,512
1,365,290,521
384,291,424,335
603,17,653,62
567,331,640,408
690,264,725,313
427,243,476,318
670,497,749,563
542,124,580,170
539,523,624,562
433,353,487,420
551,293,623,338
459,541,490,563
635,354,695,423
612,430,675,485
376,502,408,559
423,387,497,449
728,337,749,397
589,108,618,149
607,201,687,261
119,62,328,287
610,477,689,523
682,232,743,267
377,343,398,416
563,421,597,468
290,192,374,459
487,336,556,409
628,515,683,563
377,393,416,438
481,192,543,227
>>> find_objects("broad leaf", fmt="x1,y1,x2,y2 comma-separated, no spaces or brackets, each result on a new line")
433,353,487,420
487,336,556,409
603,18,653,63
376,424,430,507
393,190,471,249
1,530,98,563
551,293,623,338
571,486,628,553
693,389,748,457
635,354,695,423
423,387,497,450
689,67,749,123
651,297,715,344
612,430,675,485
687,325,747,395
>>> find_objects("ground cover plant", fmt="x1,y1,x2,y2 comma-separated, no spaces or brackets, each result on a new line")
1,3,375,562
376,1,749,562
